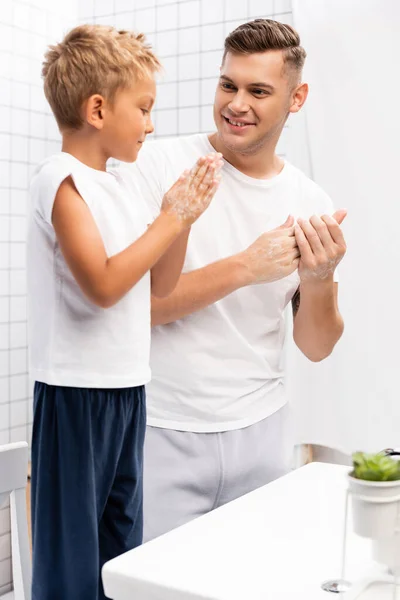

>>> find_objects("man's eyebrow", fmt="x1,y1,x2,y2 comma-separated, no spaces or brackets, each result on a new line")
219,75,275,91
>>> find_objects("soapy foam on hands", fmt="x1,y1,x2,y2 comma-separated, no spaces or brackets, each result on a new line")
245,230,299,283
164,154,223,224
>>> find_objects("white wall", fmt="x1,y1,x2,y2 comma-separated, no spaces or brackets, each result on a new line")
79,0,293,147
0,1,76,592
289,0,400,456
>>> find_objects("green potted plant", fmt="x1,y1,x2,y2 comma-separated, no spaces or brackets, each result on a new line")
348,452,400,540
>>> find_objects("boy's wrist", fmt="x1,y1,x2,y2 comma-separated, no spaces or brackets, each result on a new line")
155,210,187,236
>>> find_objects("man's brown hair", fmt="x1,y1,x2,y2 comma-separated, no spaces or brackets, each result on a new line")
42,24,161,131
223,19,306,82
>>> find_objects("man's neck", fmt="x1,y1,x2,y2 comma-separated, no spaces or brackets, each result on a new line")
208,132,284,180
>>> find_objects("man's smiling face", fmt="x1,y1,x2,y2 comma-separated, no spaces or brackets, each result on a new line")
213,50,297,155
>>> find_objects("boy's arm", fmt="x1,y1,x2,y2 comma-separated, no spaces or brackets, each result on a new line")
52,156,220,307
144,152,222,298
150,229,191,298
132,142,191,298
52,176,185,308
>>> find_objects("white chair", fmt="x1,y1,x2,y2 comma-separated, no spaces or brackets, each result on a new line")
0,442,31,600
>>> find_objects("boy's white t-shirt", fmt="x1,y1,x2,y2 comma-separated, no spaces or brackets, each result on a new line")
133,133,338,432
28,152,152,389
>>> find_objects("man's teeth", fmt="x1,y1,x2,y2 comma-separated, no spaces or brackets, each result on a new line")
228,119,248,127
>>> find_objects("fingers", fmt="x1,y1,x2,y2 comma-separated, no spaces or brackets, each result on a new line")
202,176,221,205
199,160,223,196
286,247,300,263
188,156,209,189
321,214,346,246
189,153,223,190
294,222,314,263
277,215,295,229
297,217,325,256
309,215,335,249
332,209,347,225
292,247,301,259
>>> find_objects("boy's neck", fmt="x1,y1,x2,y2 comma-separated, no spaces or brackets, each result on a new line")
62,129,109,172
208,132,284,180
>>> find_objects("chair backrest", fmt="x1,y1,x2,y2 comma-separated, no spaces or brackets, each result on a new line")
0,443,28,505
0,442,31,600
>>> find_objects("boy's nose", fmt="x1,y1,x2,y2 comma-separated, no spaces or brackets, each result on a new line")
146,119,155,135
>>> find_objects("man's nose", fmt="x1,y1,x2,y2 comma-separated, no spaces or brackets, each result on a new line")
228,92,250,114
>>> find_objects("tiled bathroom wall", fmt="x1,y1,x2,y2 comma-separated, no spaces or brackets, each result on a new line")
0,1,76,592
79,0,293,154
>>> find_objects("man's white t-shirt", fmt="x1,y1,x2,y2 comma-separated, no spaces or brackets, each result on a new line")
133,133,337,432
28,152,152,389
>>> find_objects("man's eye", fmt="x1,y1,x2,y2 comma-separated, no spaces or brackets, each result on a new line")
221,83,235,91
252,89,268,96
141,108,149,114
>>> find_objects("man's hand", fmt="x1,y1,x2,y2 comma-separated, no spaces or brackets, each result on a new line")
239,215,300,285
295,210,347,283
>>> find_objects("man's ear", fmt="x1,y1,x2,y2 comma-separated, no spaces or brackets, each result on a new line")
289,82,309,115
84,94,107,130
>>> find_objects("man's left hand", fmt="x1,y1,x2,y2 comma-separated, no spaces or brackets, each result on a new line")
295,210,347,282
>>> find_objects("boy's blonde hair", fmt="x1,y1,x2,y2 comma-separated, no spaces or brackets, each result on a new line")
42,24,161,130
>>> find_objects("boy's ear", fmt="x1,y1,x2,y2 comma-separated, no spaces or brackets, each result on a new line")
85,94,106,130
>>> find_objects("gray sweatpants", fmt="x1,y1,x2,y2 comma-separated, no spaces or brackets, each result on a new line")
143,404,293,542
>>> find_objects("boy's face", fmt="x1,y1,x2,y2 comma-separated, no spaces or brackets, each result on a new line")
213,50,303,155
103,76,156,163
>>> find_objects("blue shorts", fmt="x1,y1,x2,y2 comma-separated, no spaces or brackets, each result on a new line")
31,382,146,600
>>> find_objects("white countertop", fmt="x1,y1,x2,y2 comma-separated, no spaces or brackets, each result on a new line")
102,463,391,600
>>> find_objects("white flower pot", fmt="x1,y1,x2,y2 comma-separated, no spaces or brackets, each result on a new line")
372,536,400,575
348,474,400,539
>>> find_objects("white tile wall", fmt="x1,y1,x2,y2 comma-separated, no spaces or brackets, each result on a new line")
0,0,78,591
79,0,292,143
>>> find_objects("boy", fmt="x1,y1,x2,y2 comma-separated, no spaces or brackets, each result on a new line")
28,24,222,600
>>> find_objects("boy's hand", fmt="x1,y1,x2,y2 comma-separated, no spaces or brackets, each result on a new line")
295,210,347,283
161,153,223,228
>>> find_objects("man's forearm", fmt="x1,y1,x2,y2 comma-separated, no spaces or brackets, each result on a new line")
293,280,344,362
151,255,249,325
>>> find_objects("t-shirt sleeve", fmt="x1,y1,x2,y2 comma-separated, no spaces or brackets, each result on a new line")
130,141,168,220
31,157,76,225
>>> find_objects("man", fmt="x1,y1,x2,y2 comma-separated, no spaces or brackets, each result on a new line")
133,19,347,542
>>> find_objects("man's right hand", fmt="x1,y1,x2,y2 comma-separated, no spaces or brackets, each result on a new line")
239,216,300,285
161,153,223,229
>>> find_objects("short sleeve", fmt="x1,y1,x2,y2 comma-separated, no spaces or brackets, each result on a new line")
30,155,76,225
